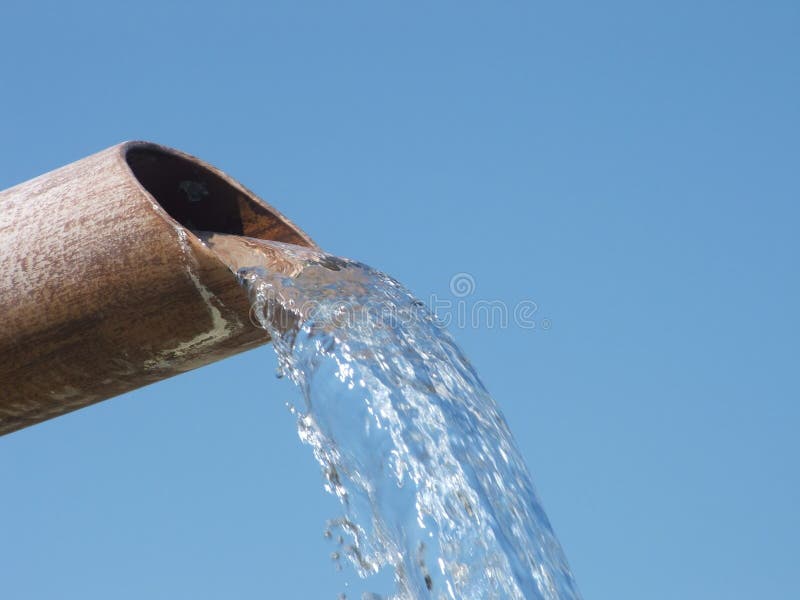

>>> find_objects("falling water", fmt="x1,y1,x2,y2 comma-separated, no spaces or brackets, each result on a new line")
200,234,581,600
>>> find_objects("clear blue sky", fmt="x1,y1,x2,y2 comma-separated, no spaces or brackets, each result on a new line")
1,1,798,598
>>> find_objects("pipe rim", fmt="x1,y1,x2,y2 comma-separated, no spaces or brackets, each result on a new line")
119,140,316,249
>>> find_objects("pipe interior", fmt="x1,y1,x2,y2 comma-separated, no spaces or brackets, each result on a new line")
125,146,304,243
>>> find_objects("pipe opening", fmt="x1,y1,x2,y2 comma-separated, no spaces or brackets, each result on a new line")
125,145,308,244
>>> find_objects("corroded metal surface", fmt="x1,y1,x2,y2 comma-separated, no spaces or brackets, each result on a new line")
0,141,316,436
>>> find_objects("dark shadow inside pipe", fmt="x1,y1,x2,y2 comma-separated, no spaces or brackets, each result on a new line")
125,145,307,244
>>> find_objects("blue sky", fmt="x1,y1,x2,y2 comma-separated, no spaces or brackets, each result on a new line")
1,1,798,598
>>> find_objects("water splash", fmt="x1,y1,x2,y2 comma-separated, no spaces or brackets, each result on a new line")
204,235,581,600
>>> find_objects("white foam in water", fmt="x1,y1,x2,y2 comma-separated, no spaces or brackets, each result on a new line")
207,236,582,600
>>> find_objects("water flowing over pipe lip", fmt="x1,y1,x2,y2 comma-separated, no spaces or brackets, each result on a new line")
0,141,317,436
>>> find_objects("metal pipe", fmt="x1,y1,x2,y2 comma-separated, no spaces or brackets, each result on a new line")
0,141,316,436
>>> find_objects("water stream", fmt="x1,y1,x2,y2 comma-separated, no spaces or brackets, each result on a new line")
201,234,581,600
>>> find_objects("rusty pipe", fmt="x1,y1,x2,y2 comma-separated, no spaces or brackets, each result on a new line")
0,141,316,436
